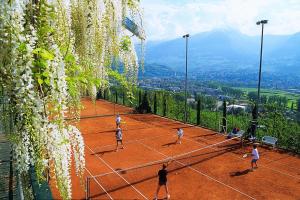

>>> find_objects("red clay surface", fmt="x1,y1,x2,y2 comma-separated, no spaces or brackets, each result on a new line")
50,99,300,200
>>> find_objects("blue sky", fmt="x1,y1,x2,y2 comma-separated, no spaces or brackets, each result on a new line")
141,0,300,41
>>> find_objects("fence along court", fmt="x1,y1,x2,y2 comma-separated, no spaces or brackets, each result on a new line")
65,98,134,120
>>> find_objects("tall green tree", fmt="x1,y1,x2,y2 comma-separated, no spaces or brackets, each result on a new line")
154,92,157,114
222,100,227,133
123,91,126,105
297,99,300,122
163,94,167,116
136,91,151,113
115,91,118,103
248,91,258,102
138,90,142,106
197,99,201,125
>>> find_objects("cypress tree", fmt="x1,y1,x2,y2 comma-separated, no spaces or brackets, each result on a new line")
252,104,258,121
222,100,227,133
197,99,201,125
115,91,118,103
154,92,157,114
138,90,142,106
123,91,125,105
136,91,151,113
104,89,107,100
163,95,167,116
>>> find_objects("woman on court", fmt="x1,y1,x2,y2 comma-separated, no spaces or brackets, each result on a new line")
176,128,184,144
115,127,124,151
154,162,171,200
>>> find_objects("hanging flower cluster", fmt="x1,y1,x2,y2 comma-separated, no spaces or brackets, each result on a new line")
70,0,145,94
0,0,144,199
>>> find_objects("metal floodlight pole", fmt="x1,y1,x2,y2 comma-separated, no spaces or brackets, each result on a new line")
255,20,268,122
183,34,189,123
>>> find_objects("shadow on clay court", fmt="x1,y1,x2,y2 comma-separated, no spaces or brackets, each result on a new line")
170,125,196,130
191,133,219,138
162,141,177,147
230,169,251,177
217,142,242,148
94,130,115,135
89,144,242,199
194,138,213,145
91,149,116,155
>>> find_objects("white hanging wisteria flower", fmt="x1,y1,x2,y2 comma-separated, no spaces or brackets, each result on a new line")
0,0,144,199
68,125,85,177
46,123,72,199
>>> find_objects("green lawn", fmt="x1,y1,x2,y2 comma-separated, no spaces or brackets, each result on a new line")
234,87,299,109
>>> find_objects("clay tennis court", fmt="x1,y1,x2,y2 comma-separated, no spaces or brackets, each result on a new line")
50,99,300,200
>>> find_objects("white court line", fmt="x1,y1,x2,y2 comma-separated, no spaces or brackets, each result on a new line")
85,167,113,200
182,135,300,180
138,141,256,200
86,144,148,200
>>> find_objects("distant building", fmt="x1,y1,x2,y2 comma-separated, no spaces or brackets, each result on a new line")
286,89,300,94
200,87,222,96
168,87,180,92
187,98,196,104
226,104,246,113
218,95,232,101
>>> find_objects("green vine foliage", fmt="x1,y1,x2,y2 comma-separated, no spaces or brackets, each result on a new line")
0,0,144,199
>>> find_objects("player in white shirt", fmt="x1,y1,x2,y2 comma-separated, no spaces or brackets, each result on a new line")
176,128,184,144
251,144,259,171
116,114,121,128
115,127,124,151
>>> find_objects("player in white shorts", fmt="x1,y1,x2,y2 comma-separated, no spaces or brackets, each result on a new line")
176,128,184,144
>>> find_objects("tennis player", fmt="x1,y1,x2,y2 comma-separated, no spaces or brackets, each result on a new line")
116,114,121,128
176,128,184,144
251,144,259,171
154,162,171,200
115,127,124,152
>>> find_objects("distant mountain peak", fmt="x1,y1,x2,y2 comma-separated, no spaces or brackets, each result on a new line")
143,30,300,74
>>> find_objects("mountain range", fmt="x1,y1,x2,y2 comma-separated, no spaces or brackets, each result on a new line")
142,30,300,75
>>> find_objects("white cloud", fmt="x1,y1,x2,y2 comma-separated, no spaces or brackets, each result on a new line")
141,0,300,41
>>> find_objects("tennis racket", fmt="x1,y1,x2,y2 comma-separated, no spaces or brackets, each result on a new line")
242,154,248,158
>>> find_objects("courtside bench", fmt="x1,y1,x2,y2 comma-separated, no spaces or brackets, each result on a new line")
261,136,278,148
232,130,245,138
226,130,245,146
227,130,245,139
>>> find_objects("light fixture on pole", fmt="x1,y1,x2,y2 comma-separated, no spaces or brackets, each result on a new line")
254,20,268,126
183,34,189,123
